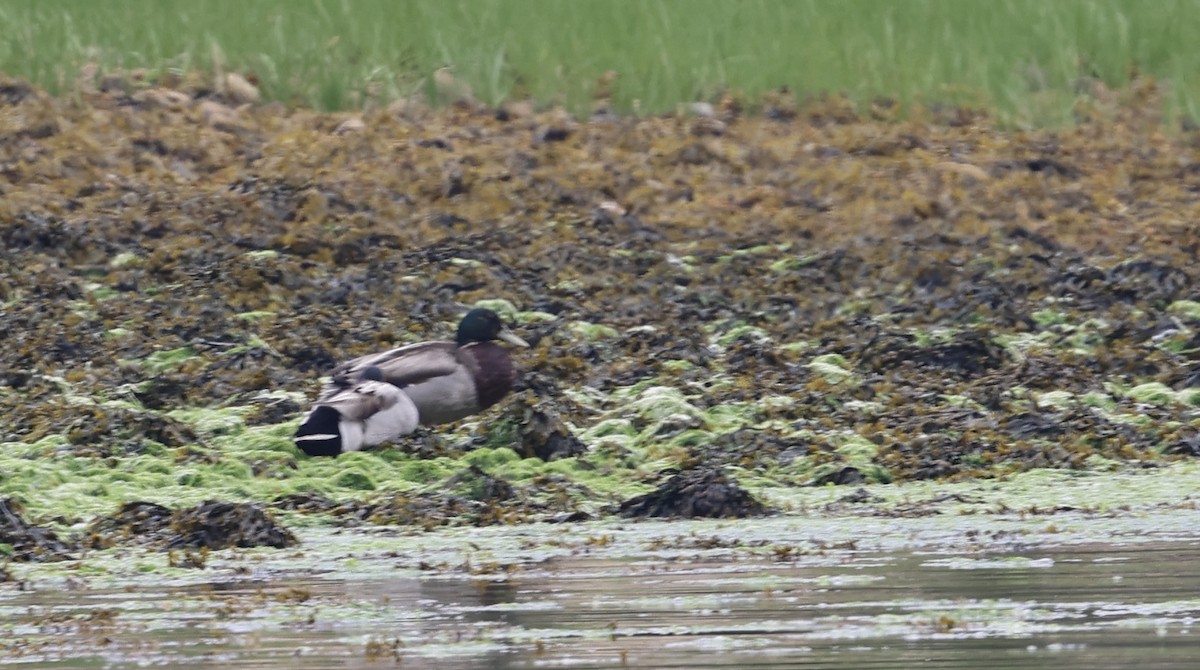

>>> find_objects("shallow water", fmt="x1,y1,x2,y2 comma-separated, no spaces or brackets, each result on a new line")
2,510,1199,669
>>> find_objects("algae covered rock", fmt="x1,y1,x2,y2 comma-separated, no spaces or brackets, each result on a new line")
168,500,297,550
0,497,75,562
488,394,587,461
85,499,297,551
617,469,769,519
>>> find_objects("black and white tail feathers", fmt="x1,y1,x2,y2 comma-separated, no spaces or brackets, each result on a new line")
294,367,418,457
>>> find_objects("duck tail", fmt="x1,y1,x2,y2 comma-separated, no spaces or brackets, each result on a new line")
295,406,343,456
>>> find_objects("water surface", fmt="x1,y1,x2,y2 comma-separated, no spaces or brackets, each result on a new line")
3,508,1199,669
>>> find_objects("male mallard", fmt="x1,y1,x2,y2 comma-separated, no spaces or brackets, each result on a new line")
294,308,529,456
294,366,419,457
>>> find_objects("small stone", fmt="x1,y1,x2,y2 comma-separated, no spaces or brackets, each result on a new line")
690,117,726,137
198,100,242,132
535,125,571,143
134,88,191,109
433,67,476,106
505,100,536,118
334,116,366,135
223,72,260,104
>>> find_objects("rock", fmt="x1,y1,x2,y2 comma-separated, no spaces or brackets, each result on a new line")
690,117,726,137
445,465,514,502
168,500,295,550
270,492,337,513
546,510,592,523
433,67,476,107
134,87,191,110
84,501,172,549
198,100,242,132
223,72,260,104
534,125,572,143
85,500,297,551
514,402,587,461
0,498,75,562
618,469,769,519
334,116,366,135
812,466,865,486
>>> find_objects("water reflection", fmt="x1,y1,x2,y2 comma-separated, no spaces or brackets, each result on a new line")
1,519,1199,669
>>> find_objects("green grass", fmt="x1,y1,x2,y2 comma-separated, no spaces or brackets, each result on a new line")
3,0,1200,123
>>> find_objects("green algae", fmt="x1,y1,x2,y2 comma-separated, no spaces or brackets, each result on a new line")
121,346,199,374
398,458,458,485
720,242,791,262
0,405,468,522
471,298,518,321
778,340,813,356
167,405,251,436
515,310,557,324
1035,390,1076,411
769,253,822,273
1032,308,1070,328
83,283,119,301
1179,389,1200,407
756,459,1200,516
1156,332,1196,355
236,310,276,321
623,385,705,423
1126,382,1177,406
808,353,856,384
1,341,1194,555
109,251,142,268
242,250,279,260
911,327,959,347
579,418,638,441
333,468,377,490
1099,381,1200,409
567,321,620,341
660,359,696,373
760,394,798,411
995,331,1055,357
1000,316,1110,356
1081,391,1117,410
1084,453,1124,470
833,433,879,462
711,324,771,348
941,394,986,410
477,415,519,450
1167,299,1200,320
704,403,761,433
463,447,522,469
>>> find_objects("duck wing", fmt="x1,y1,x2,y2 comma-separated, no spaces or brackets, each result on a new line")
324,342,461,396
296,380,419,454
357,381,420,445
313,380,399,419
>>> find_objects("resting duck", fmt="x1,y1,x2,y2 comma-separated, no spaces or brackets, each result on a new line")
294,366,419,457
294,308,529,456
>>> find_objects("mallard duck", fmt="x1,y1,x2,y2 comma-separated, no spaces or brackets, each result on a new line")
294,366,420,457
294,308,529,456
